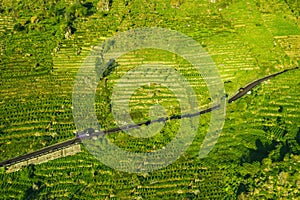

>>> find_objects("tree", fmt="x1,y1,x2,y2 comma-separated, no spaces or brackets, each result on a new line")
170,0,185,9
13,23,25,31
0,167,5,174
97,0,112,12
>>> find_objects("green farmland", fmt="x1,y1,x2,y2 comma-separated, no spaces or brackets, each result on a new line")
0,0,300,199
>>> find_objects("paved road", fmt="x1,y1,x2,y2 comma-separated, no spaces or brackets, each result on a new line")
228,67,298,103
80,104,222,139
0,67,298,167
0,138,81,167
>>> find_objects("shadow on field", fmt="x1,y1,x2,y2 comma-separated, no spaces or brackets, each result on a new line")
296,128,300,145
241,139,278,163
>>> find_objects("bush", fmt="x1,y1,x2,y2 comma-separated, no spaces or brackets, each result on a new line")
13,23,25,31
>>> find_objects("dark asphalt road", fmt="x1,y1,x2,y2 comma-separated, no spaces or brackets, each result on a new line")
0,67,298,167
228,67,298,103
0,139,81,167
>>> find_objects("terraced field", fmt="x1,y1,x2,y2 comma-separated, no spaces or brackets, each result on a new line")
0,0,299,199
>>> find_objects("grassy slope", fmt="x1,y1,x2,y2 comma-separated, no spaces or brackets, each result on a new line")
0,0,299,199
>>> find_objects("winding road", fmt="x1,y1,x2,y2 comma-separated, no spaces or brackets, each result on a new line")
0,67,298,168
228,67,298,103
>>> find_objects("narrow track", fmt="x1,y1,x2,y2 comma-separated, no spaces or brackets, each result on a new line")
0,67,298,167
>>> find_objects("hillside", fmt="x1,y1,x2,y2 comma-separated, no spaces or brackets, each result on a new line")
0,0,299,199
